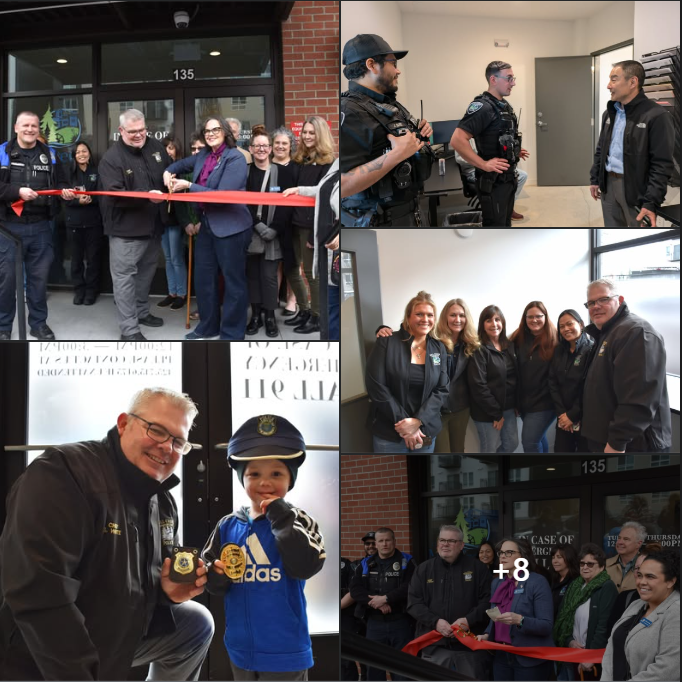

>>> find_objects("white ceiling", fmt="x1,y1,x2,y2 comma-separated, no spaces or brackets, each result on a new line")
396,0,620,21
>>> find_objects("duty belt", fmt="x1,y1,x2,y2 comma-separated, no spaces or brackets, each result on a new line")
375,200,417,225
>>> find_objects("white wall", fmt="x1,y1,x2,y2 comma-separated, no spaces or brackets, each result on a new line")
586,1,635,54
634,0,680,60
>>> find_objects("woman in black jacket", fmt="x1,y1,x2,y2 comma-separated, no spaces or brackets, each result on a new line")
510,301,558,452
62,142,104,306
549,543,580,619
468,305,519,453
548,309,594,452
365,291,449,453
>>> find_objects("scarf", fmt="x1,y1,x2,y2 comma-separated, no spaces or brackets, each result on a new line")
197,142,226,187
553,569,611,648
491,577,516,644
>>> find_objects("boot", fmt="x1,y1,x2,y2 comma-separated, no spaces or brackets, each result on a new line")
295,313,320,334
285,309,310,327
245,306,263,335
264,310,278,338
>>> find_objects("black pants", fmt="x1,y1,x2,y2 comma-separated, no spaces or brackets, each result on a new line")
70,225,104,296
246,255,279,310
554,425,589,453
476,173,516,226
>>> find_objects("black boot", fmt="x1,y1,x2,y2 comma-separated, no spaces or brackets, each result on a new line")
245,306,263,335
285,309,310,327
295,313,320,334
265,310,278,338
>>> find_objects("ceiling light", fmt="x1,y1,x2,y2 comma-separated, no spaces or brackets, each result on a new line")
56,58,68,64
209,51,221,57
547,467,556,471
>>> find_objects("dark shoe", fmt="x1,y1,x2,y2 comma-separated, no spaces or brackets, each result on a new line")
157,295,176,308
285,309,310,326
120,332,148,341
281,307,298,317
139,314,164,327
84,294,97,306
30,325,56,340
170,296,186,311
295,314,320,334
0,330,11,341
73,292,85,305
512,211,524,220
265,311,279,338
246,313,263,336
185,330,217,340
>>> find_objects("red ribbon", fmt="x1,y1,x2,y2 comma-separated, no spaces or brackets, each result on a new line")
402,628,605,664
10,188,315,217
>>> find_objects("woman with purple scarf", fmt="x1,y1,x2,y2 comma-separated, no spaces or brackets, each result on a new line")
477,537,555,680
164,116,252,339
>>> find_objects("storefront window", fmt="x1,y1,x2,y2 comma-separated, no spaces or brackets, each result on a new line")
7,45,92,91
603,490,680,557
427,455,499,492
511,497,580,567
7,95,94,165
507,454,680,483
427,494,500,559
102,36,271,85
106,99,175,147
194,96,265,147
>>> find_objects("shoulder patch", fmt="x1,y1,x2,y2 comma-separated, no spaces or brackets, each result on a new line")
467,102,484,115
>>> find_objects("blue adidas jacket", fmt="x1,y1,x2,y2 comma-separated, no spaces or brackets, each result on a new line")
202,499,325,672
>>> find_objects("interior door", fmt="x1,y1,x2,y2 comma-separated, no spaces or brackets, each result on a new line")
535,56,594,186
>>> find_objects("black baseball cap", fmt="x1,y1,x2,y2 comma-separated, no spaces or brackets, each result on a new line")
362,532,376,542
342,34,408,66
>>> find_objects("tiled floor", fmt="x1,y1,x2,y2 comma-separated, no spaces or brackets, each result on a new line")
4,291,318,341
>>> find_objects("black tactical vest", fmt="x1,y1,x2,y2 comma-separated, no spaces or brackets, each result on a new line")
7,140,56,220
473,92,520,163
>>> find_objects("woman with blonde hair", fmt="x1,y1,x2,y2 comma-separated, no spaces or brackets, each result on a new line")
284,115,335,334
366,291,449,453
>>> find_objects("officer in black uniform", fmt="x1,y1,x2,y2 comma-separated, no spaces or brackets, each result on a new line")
350,527,416,681
451,61,529,227
341,34,435,227
341,556,359,681
0,111,68,340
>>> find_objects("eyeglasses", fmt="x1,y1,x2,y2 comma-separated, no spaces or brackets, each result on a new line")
250,144,271,150
382,58,398,66
128,413,192,455
190,146,203,152
122,126,147,136
579,561,598,568
526,315,545,321
498,550,520,557
494,75,517,83
203,126,223,137
438,538,462,546
584,295,618,309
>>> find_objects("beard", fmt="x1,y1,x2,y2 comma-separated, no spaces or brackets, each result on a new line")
377,68,398,95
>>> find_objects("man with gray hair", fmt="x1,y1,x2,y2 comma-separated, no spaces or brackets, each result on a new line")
407,525,491,678
581,278,671,453
98,109,172,340
0,387,214,680
606,521,646,592
225,117,252,164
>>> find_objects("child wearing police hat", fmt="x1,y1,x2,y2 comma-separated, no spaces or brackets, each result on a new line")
201,414,326,681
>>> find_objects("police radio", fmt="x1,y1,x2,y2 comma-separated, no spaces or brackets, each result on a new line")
498,107,522,165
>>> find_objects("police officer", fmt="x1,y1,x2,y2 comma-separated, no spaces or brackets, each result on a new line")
452,61,530,226
341,556,359,681
341,34,434,227
0,111,68,340
350,527,416,681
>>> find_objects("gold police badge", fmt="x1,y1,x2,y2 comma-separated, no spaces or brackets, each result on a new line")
257,415,277,437
169,546,199,583
220,543,246,580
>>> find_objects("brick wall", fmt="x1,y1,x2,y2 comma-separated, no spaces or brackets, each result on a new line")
281,0,339,149
341,455,413,560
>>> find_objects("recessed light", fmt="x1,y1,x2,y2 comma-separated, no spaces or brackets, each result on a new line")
547,467,556,471
56,58,68,64
209,51,221,57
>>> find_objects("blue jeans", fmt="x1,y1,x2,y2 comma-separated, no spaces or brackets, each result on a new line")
474,409,519,452
556,661,575,681
328,285,339,340
373,434,436,453
493,651,552,681
194,218,250,340
515,168,528,199
521,409,556,452
161,225,187,296
0,220,53,331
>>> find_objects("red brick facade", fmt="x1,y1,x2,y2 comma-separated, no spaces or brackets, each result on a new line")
281,0,339,149
341,455,413,560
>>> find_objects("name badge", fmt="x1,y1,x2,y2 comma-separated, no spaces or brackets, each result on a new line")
639,617,653,627
514,588,524,594
270,185,280,192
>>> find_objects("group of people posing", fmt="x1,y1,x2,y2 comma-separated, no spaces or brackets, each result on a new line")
365,278,672,453
342,523,679,681
0,109,340,341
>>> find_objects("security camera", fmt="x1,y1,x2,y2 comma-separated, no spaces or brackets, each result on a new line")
174,11,190,29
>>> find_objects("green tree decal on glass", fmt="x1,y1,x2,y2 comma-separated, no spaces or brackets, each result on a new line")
40,106,58,143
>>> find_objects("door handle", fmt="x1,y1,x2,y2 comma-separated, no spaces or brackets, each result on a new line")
537,121,547,127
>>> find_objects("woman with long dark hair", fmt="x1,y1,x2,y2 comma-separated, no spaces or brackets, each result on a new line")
510,300,558,452
549,543,580,619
